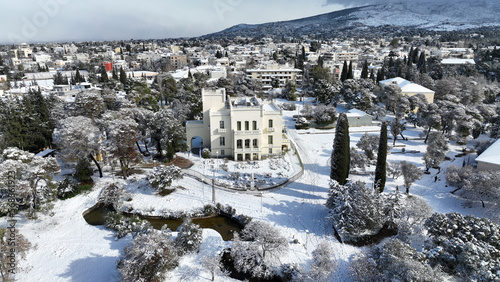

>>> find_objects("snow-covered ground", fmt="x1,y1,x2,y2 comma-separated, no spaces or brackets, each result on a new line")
3,100,492,281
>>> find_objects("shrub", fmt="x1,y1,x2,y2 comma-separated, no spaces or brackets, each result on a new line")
74,157,94,183
105,212,152,239
175,218,203,255
117,229,179,281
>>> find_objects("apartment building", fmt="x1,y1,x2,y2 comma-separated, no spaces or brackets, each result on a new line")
246,64,302,90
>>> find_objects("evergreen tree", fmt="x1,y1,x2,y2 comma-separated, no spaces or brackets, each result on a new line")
408,46,414,66
112,68,118,80
361,59,369,79
100,66,109,83
374,122,388,192
347,61,354,79
75,69,82,83
120,67,127,85
330,112,350,185
341,60,348,82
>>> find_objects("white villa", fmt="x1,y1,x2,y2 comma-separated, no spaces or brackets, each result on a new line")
186,88,288,161
379,77,435,104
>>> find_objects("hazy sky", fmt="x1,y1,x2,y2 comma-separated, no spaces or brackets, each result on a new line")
2,0,351,44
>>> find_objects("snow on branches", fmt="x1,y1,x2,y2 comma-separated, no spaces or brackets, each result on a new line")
147,165,183,195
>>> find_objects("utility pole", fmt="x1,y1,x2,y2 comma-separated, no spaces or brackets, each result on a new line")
212,165,216,204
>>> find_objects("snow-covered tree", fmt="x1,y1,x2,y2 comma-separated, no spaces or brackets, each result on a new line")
147,165,183,195
400,161,423,194
127,107,154,156
390,117,406,145
117,229,179,281
387,161,402,180
201,253,226,281
356,133,379,160
300,103,314,119
53,116,103,177
326,180,384,243
73,90,105,119
350,148,368,171
371,238,448,281
99,111,140,179
0,148,59,214
424,213,500,281
230,221,288,280
419,103,442,143
105,212,152,239
313,104,337,125
445,165,500,217
175,218,203,255
307,241,337,281
330,112,350,185
397,196,433,243
98,183,129,210
149,110,186,161
349,253,382,282
422,132,448,171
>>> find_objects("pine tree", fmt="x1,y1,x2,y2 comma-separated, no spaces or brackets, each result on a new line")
341,60,348,82
330,112,350,185
361,59,369,79
374,122,388,192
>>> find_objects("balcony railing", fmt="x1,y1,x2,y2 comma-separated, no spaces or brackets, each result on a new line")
234,130,261,135
267,127,275,132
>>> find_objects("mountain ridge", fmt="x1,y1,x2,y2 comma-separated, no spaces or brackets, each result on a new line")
203,2,500,38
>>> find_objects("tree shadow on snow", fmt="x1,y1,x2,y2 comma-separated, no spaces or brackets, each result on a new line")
58,233,128,281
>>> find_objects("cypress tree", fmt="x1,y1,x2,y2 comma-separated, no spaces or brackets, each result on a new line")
374,122,388,192
75,69,82,83
330,112,350,185
408,47,414,66
341,60,348,82
347,61,354,79
100,66,109,83
120,67,127,85
361,59,369,79
112,68,118,80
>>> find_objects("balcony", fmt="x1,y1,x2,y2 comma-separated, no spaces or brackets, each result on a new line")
218,128,226,133
267,127,275,132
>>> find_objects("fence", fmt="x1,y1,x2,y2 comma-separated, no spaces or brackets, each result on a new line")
181,138,305,193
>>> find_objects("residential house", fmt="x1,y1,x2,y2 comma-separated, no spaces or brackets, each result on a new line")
379,77,435,104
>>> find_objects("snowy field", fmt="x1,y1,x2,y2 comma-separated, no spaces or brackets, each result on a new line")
2,100,492,281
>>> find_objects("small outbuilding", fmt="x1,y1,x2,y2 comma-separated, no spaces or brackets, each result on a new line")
476,139,500,171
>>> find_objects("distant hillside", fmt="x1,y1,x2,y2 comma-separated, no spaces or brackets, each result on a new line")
203,1,500,38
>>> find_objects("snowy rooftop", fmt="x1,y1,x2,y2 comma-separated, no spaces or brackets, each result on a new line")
441,59,476,65
380,77,434,94
476,138,500,165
